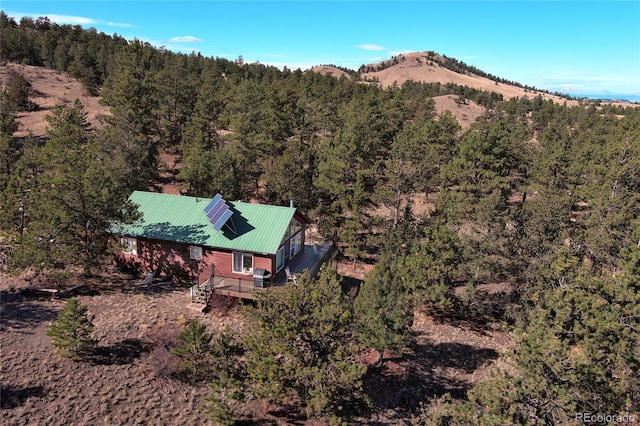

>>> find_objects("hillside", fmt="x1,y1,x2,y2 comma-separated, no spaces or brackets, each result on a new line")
0,63,111,138
308,64,351,80
4,52,634,139
3,62,482,137
365,52,573,101
316,51,638,109
312,52,577,106
5,61,489,137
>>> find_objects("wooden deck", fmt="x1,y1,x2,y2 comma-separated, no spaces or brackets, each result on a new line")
213,278,265,300
273,243,338,285
191,243,339,304
213,287,260,300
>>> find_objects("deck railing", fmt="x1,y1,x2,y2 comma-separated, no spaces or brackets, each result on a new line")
211,275,259,294
307,244,339,278
191,243,338,303
192,275,267,302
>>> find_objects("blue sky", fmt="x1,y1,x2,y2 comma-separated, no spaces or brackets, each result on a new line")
3,1,640,99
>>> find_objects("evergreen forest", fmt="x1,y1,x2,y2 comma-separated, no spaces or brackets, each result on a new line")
1,13,639,424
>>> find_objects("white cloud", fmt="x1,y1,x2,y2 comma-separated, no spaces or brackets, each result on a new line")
7,11,136,29
169,36,204,43
356,43,387,51
40,13,95,25
107,21,136,29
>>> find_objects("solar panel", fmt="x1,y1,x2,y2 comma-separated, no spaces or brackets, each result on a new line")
204,194,222,214
213,209,233,231
203,193,232,231
207,209,227,228
206,202,227,222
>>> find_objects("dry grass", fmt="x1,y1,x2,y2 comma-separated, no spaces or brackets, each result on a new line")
316,51,638,113
309,65,350,80
432,94,486,129
0,63,110,138
360,52,577,104
0,270,512,424
0,274,243,425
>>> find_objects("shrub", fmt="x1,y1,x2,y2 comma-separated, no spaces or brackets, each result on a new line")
46,299,96,359
174,319,213,383
140,323,181,379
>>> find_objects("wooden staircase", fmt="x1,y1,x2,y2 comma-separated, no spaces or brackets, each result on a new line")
188,278,214,311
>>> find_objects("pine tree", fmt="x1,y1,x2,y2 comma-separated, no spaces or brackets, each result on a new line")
0,90,20,192
354,253,414,356
174,319,213,383
244,267,367,421
205,328,247,425
424,254,640,424
8,100,140,274
4,72,33,111
47,299,96,359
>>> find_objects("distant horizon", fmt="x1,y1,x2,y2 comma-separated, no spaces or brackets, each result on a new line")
311,60,640,103
3,1,639,101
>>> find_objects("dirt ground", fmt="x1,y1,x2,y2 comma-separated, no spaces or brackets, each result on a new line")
0,272,243,425
0,63,111,139
0,270,512,425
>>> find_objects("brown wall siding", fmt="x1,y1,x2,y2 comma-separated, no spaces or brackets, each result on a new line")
201,250,231,281
115,237,275,284
255,256,272,273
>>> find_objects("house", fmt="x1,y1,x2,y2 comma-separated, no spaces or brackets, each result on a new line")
114,191,335,299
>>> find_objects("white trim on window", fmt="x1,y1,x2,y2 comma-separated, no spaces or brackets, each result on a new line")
289,218,302,236
276,246,285,272
290,232,302,259
120,237,137,256
232,251,254,274
189,246,203,260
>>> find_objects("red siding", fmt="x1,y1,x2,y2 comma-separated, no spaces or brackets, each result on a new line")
115,237,275,284
254,256,272,273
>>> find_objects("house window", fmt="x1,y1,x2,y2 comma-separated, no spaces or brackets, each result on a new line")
288,217,303,259
120,237,137,256
290,232,302,259
276,246,285,272
233,252,254,274
190,246,202,260
289,219,302,236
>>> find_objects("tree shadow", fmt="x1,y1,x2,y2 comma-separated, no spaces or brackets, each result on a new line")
266,403,313,424
124,278,187,296
0,384,47,409
139,222,210,246
88,338,144,366
341,275,362,299
235,421,279,426
116,225,209,285
422,303,505,336
415,342,499,375
0,292,59,332
363,341,499,418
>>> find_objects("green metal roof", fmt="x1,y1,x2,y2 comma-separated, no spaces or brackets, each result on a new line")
116,191,297,254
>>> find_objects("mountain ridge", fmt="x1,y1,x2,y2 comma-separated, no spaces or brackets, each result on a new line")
312,51,638,106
